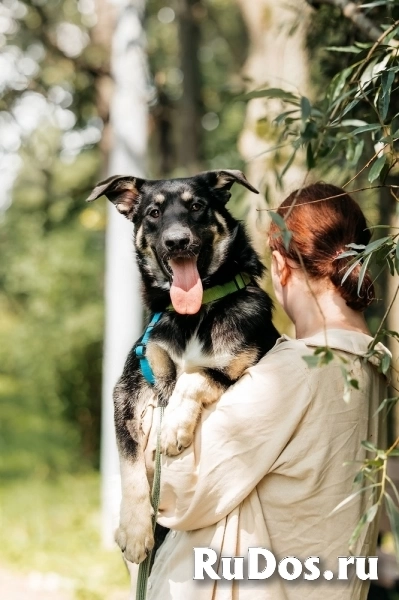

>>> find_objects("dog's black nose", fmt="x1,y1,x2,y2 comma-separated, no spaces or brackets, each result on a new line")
163,230,191,251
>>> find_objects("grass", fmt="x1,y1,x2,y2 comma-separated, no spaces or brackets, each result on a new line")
0,472,129,599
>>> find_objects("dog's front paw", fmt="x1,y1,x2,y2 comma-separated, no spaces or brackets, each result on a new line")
160,414,194,456
115,507,154,564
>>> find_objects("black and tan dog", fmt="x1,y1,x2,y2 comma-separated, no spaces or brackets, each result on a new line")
87,169,279,564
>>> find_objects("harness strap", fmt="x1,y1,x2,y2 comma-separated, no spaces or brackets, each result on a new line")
135,312,163,385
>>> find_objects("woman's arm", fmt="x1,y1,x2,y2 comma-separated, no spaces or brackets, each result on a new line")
144,345,312,531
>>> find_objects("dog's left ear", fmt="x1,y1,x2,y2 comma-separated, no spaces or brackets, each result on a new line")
86,175,145,220
200,170,259,204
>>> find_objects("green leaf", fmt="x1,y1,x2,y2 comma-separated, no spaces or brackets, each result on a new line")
330,484,379,515
337,97,361,121
306,143,315,169
361,1,393,6
341,257,362,285
373,397,399,417
326,45,362,53
301,121,318,141
274,109,299,125
341,119,368,127
385,494,399,563
269,211,286,230
361,440,378,452
380,353,391,375
301,96,311,121
363,236,391,255
368,155,387,183
327,66,356,103
351,124,382,135
282,229,292,252
353,139,365,166
303,355,321,368
241,88,299,103
349,507,375,550
347,243,366,250
387,254,395,276
281,148,298,177
358,254,371,295
379,70,395,122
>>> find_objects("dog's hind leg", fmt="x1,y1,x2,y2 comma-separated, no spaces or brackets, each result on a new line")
160,370,225,456
114,383,155,564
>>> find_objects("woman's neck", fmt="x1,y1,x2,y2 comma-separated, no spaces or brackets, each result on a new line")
290,287,370,339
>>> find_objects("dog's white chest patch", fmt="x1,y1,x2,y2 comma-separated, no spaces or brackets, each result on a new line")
172,335,232,373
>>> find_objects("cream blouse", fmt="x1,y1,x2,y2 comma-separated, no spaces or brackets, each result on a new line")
139,330,389,600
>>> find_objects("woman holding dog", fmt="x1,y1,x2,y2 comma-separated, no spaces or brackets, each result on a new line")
142,182,389,600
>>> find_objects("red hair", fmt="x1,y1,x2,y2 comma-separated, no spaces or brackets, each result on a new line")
269,182,375,311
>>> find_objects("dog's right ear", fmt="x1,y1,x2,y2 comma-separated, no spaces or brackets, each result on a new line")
86,175,145,220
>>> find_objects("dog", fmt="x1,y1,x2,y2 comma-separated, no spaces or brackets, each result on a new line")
87,169,279,564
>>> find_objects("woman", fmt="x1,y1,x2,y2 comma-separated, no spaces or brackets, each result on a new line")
141,182,389,600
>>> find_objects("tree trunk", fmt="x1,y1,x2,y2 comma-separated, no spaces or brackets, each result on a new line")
94,0,151,557
176,0,204,171
236,0,311,253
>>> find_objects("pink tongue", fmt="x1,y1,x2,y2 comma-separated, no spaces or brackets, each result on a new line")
169,257,203,314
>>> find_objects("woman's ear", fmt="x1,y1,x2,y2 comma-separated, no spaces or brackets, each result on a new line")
272,251,291,286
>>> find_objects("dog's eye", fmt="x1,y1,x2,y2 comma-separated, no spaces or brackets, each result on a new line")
149,209,160,218
191,203,201,212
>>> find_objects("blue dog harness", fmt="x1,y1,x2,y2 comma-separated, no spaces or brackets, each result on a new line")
134,312,163,386
134,273,251,386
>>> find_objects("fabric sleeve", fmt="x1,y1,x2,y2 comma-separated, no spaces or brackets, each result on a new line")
144,345,313,531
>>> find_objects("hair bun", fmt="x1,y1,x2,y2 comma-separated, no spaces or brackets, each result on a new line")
268,182,377,312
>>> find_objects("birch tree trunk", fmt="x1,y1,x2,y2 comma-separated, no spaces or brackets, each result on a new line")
95,0,150,556
236,0,311,253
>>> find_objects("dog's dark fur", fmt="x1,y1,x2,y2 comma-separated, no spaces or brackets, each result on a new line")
87,170,279,564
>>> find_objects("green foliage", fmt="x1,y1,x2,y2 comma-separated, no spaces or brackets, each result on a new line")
0,1,107,474
0,473,128,597
0,144,105,476
244,7,399,184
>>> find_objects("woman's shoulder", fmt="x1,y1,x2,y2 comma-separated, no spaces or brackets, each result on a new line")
253,328,390,377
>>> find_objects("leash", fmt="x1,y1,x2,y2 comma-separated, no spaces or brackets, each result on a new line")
134,273,252,598
135,312,164,600
135,404,164,600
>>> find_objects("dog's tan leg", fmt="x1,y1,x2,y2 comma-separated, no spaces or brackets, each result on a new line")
160,371,222,456
115,453,155,564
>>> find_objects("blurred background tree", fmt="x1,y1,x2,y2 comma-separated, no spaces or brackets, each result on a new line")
0,0,398,598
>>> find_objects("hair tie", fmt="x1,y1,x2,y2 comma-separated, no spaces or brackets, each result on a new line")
332,249,346,261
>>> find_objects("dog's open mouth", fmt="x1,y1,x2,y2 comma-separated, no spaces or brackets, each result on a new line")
168,257,203,315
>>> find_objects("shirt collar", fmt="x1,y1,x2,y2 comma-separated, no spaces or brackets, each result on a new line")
276,328,391,369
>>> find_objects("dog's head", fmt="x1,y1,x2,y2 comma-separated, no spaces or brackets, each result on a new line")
87,170,258,315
